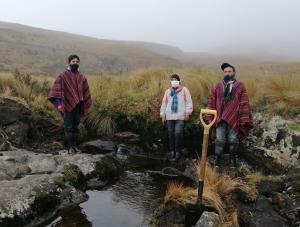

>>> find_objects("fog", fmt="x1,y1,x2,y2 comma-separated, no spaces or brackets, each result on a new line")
1,0,300,59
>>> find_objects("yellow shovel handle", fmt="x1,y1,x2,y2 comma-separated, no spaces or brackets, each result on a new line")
198,108,217,182
199,109,217,134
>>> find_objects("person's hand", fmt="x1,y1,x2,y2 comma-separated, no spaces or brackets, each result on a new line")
57,105,64,113
184,114,190,121
161,115,166,124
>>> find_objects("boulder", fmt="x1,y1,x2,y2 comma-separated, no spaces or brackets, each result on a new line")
244,113,300,169
4,122,29,146
195,211,219,227
81,139,116,154
114,131,140,144
92,155,123,181
0,98,31,126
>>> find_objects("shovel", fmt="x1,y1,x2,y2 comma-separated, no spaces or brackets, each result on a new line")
185,109,217,226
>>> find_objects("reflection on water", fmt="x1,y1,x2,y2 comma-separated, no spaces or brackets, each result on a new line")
45,155,171,227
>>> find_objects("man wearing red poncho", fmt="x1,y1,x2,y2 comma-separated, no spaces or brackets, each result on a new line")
207,63,253,168
48,54,92,153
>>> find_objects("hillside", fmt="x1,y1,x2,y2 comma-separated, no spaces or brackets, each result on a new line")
0,21,182,75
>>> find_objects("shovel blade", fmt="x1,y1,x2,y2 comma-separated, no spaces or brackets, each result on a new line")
185,202,204,226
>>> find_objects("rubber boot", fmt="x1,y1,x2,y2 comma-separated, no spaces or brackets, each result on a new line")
71,133,81,153
65,133,75,154
229,143,238,168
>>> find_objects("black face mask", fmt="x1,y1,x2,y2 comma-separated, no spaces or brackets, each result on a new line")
223,75,235,83
70,64,79,72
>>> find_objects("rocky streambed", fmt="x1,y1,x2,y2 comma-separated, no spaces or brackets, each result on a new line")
0,97,300,227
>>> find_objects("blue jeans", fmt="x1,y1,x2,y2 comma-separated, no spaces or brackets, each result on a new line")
167,120,184,155
216,121,239,145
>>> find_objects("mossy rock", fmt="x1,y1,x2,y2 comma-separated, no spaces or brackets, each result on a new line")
93,155,123,181
31,192,59,215
53,176,66,188
233,186,259,203
240,146,285,174
63,164,86,188
235,172,284,203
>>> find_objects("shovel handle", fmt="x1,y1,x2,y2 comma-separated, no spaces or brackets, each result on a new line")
198,109,217,182
200,109,217,135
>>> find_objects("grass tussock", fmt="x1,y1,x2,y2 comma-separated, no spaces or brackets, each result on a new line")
163,182,196,206
1,68,299,137
164,165,242,221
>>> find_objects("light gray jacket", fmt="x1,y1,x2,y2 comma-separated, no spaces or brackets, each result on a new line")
160,86,193,120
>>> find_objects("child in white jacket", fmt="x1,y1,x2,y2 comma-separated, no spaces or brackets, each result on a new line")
160,74,193,160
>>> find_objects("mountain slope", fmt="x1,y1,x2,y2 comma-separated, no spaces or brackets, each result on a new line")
0,21,182,75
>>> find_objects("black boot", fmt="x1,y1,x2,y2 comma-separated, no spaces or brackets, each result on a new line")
71,133,81,153
229,143,238,168
65,133,75,154
214,143,225,167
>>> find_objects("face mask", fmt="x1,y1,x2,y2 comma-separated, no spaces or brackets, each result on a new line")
224,75,234,82
70,64,79,72
171,80,180,88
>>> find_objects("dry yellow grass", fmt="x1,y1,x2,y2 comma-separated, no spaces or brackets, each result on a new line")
163,165,243,222
222,210,240,227
1,68,299,136
163,182,197,206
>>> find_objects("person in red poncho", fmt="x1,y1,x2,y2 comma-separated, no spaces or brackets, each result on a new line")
207,63,253,168
48,54,92,153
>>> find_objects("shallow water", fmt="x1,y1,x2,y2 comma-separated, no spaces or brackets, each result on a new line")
45,155,172,227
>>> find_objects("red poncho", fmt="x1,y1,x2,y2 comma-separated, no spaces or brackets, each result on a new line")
48,70,92,115
207,80,254,140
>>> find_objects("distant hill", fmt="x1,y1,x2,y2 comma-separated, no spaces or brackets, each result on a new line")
0,21,299,76
0,21,182,75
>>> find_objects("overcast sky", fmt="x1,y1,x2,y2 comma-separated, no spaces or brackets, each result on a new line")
1,0,300,58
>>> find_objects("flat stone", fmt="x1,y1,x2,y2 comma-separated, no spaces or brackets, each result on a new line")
114,131,140,143
81,139,116,154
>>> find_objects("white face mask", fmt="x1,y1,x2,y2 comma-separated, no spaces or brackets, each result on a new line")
171,80,180,88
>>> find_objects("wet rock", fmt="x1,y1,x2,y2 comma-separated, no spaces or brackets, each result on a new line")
92,155,123,181
194,211,219,227
0,149,111,226
114,131,140,144
116,144,144,159
86,177,107,190
162,167,183,177
253,195,289,227
0,173,61,226
81,139,116,154
153,202,186,227
0,149,105,181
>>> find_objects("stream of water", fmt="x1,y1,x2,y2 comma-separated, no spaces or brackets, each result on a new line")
44,155,173,227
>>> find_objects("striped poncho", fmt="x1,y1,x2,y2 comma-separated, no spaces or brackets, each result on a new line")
48,70,92,115
207,80,254,140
